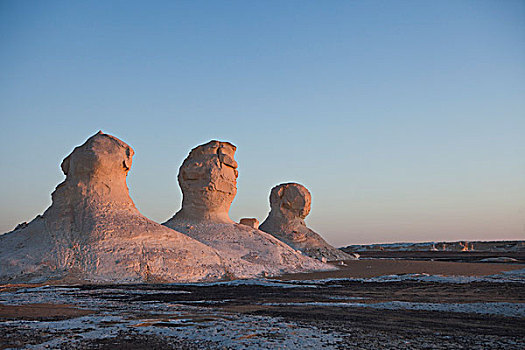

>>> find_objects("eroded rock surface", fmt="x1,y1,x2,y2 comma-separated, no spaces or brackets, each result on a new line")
259,183,355,261
174,140,238,224
0,132,227,284
163,141,329,277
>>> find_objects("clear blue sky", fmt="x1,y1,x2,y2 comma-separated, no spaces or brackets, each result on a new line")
1,1,524,245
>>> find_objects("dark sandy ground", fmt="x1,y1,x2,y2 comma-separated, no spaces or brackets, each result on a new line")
1,260,524,349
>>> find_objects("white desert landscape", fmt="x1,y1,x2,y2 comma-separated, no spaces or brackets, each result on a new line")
0,133,331,285
0,133,524,349
1,1,524,349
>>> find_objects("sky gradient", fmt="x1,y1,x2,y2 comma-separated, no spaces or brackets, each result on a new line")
1,1,524,246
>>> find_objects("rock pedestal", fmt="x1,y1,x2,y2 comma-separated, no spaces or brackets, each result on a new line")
163,141,329,277
0,132,227,283
259,183,355,261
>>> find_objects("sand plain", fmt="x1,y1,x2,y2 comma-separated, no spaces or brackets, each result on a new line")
0,258,523,349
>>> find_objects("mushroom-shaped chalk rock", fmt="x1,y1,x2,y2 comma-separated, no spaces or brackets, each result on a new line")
0,131,228,284
259,183,356,261
163,141,330,278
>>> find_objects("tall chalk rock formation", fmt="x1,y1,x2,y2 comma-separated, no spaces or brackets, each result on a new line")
259,183,354,261
163,141,329,277
0,132,228,283
174,141,238,224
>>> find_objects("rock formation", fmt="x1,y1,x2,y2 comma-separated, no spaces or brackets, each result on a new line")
239,218,259,229
163,141,329,277
0,132,228,284
259,183,355,261
173,140,238,224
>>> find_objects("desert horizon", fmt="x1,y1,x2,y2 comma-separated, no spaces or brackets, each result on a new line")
1,1,523,349
1,131,523,350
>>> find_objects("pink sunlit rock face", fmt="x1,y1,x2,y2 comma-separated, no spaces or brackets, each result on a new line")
163,141,330,278
0,132,228,283
174,140,238,224
260,183,356,261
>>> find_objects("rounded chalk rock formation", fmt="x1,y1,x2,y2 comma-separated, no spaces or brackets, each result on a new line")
163,141,329,278
173,140,238,224
0,132,228,284
259,183,355,261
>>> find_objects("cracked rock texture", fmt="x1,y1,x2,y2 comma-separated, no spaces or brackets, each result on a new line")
260,183,355,261
172,140,238,224
0,132,228,284
163,141,330,277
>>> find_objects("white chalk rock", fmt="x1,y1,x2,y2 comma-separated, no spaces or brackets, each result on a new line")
163,141,330,278
259,183,356,261
0,132,228,284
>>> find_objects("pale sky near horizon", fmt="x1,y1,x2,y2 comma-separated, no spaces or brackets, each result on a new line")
1,1,524,246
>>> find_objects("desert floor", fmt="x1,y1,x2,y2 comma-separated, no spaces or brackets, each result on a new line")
1,259,524,349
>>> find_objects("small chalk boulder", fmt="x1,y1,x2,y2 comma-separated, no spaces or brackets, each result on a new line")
240,218,260,229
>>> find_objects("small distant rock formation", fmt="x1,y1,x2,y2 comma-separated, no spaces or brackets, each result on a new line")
240,218,259,229
163,141,329,277
259,183,355,261
480,257,518,263
0,132,228,284
341,240,525,253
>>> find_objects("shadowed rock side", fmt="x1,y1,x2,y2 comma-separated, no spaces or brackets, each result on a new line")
0,132,228,284
163,141,330,278
259,183,355,261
